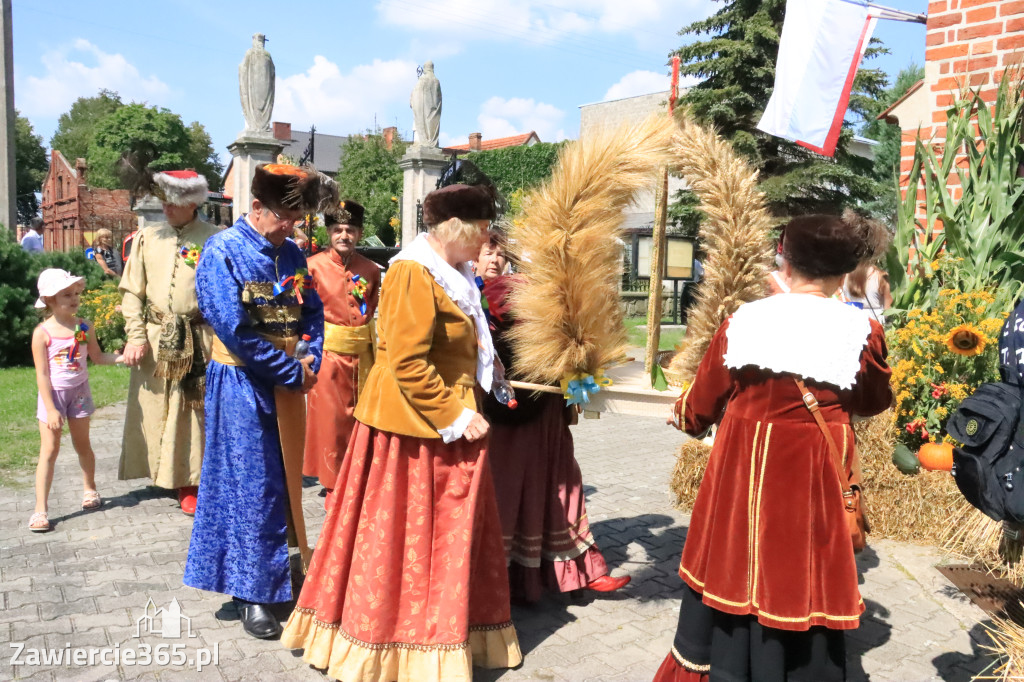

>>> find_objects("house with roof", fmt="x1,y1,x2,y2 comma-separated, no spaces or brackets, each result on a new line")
878,1,1024,207
221,122,399,200
443,131,540,155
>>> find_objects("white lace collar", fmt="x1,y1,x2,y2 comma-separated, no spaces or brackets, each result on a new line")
390,233,494,392
722,294,872,390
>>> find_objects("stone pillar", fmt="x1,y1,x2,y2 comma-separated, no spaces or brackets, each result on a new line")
133,195,164,231
0,0,15,234
398,146,448,246
227,135,283,222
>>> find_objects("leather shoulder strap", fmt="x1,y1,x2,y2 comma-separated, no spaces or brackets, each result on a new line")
794,377,855,509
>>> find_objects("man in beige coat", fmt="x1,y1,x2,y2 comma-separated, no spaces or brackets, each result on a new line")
118,170,219,514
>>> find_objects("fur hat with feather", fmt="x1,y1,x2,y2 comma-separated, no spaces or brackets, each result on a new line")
252,163,339,214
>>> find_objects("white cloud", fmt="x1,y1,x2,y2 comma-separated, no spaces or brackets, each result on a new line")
274,57,419,133
476,96,566,142
603,70,705,101
603,70,670,101
376,0,710,44
19,39,170,117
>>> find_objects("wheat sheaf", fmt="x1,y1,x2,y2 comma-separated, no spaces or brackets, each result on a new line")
506,114,675,384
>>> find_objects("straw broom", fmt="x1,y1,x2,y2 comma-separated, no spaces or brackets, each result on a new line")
507,114,675,384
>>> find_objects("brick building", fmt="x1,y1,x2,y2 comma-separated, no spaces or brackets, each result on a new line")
40,150,135,253
881,0,1024,203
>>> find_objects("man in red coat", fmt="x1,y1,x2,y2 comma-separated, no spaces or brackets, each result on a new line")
303,201,381,497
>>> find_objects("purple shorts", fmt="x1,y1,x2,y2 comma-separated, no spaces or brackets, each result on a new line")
37,382,95,422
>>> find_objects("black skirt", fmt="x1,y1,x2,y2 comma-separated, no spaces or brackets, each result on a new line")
669,584,847,682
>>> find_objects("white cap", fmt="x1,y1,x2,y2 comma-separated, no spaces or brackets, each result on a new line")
35,268,84,308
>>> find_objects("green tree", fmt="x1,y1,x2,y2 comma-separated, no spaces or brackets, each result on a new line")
50,89,123,163
86,103,223,193
465,142,567,200
14,111,47,224
334,128,409,245
185,121,224,191
673,0,889,217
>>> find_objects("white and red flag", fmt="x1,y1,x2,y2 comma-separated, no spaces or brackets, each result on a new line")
757,0,879,157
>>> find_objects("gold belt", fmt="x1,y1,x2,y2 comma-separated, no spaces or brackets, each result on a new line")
323,321,375,400
324,321,375,355
211,334,297,366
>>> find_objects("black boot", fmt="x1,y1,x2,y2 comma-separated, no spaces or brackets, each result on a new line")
233,598,282,639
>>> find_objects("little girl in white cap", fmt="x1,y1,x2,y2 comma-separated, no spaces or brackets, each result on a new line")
29,268,122,532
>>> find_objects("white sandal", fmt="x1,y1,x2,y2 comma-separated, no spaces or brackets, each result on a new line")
28,511,51,533
82,491,102,510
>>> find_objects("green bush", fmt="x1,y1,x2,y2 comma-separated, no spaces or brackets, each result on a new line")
0,232,105,366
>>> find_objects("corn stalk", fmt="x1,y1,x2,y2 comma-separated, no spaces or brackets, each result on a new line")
888,74,1024,314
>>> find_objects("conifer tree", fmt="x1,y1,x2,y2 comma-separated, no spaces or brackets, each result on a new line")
672,0,889,217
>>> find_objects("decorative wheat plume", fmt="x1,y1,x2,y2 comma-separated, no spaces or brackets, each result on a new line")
507,115,675,384
667,112,775,383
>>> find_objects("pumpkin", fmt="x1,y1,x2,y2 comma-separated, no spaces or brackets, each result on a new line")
918,441,954,472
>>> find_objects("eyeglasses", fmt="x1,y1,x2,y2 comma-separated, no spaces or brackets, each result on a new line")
264,205,300,224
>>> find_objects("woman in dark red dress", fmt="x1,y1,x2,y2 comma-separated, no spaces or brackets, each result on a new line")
476,233,630,603
655,214,893,682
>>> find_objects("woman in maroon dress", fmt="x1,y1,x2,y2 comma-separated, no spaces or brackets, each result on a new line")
655,214,893,682
477,233,630,603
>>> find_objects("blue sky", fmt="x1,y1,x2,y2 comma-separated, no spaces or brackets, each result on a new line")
14,0,927,171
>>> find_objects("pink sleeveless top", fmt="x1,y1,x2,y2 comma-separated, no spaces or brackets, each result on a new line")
43,326,89,389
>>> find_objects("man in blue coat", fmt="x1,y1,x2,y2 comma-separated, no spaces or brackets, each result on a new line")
184,164,333,639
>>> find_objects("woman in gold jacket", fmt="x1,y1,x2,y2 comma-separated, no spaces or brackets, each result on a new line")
281,184,522,682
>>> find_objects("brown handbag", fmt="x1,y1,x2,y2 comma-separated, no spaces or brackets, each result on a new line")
794,378,870,553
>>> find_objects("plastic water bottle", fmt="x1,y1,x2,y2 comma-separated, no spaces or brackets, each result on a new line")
493,379,518,409
294,334,311,360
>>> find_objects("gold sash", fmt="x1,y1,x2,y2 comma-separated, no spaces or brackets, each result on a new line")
323,321,376,399
210,335,311,573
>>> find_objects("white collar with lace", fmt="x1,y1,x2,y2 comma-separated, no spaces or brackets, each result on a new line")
722,293,872,390
390,233,494,392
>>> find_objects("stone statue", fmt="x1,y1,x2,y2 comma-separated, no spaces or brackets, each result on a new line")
410,61,442,148
239,33,275,136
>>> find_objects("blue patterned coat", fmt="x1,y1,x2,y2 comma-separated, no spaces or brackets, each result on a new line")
183,216,324,604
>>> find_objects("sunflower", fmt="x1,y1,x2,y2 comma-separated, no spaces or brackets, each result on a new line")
946,324,986,356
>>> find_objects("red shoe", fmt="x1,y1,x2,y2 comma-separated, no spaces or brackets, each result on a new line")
178,486,199,516
586,574,631,592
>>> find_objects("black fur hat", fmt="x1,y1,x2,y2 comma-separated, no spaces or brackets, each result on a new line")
325,199,365,228
422,184,497,227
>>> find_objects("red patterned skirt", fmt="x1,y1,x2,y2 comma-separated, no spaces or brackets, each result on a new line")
281,421,522,681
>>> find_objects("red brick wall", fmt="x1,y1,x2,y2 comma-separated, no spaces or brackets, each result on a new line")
40,151,83,252
900,1,1024,207
39,150,135,253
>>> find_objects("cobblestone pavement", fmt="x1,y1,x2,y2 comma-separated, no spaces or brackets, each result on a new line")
0,402,997,681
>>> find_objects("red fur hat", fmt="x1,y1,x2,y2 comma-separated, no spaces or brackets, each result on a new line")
422,184,497,227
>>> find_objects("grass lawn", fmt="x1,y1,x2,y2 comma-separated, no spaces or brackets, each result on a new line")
625,316,686,352
0,364,129,486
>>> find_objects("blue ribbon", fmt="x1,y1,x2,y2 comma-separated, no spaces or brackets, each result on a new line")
564,375,603,406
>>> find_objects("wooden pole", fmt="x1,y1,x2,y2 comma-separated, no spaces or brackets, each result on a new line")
643,57,680,377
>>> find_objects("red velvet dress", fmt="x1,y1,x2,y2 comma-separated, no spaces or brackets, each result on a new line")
303,250,380,490
656,299,892,681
